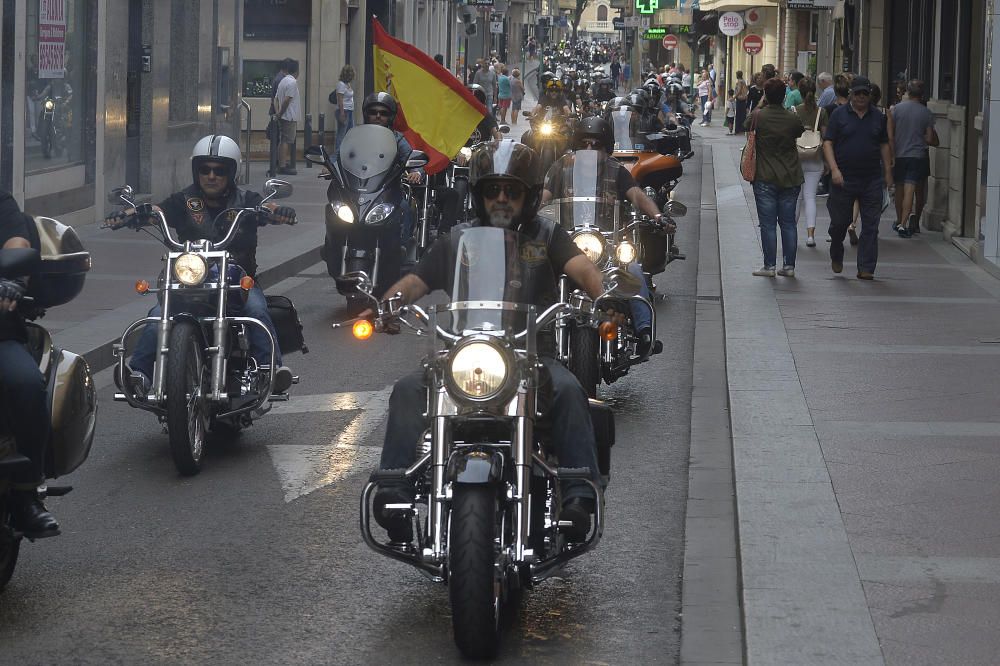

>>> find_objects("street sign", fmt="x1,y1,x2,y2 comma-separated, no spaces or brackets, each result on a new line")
718,11,745,36
662,34,679,49
490,21,503,34
743,34,763,55
472,0,494,5
624,16,641,28
613,16,625,30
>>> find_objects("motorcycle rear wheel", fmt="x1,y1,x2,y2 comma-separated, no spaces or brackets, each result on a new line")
0,508,21,593
448,485,503,659
568,323,600,399
165,322,208,476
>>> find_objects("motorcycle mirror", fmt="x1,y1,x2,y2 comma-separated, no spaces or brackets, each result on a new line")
304,144,329,165
600,268,641,299
664,198,687,218
406,150,430,169
645,133,665,141
498,125,511,134
108,185,134,205
334,270,373,296
263,178,293,200
522,111,532,118
0,248,41,279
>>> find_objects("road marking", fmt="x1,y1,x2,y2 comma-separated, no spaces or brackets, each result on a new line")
267,388,393,502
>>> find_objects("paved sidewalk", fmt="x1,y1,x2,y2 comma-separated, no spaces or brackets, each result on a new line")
702,123,1000,665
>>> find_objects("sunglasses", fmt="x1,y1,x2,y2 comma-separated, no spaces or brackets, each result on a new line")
852,89,871,96
367,109,390,118
198,165,227,177
579,138,602,148
482,182,525,200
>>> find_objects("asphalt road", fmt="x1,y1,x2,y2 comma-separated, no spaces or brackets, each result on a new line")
0,148,703,665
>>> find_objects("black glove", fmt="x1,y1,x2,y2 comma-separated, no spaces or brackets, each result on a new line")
103,210,129,229
0,278,27,308
270,205,297,225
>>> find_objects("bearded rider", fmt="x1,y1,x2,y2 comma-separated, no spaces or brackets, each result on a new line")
541,117,672,358
0,191,59,537
367,140,614,544
106,135,296,396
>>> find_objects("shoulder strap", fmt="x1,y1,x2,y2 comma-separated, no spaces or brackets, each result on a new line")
813,107,822,132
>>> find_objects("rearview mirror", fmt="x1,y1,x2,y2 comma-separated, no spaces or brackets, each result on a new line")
263,179,293,200
600,267,641,299
406,150,429,169
108,185,134,205
305,144,329,165
664,198,687,218
334,270,373,296
498,124,511,134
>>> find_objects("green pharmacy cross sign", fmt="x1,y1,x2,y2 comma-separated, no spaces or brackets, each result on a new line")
635,0,659,14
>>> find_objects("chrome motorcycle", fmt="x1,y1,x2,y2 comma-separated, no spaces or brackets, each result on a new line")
0,218,96,591
105,181,305,476
351,226,619,659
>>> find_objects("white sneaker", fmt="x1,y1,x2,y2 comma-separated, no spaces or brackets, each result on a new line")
806,237,816,247
777,266,795,277
752,266,776,277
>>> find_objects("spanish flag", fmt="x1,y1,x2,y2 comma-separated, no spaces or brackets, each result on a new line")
372,18,488,175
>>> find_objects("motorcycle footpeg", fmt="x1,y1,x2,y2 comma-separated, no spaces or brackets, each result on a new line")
556,466,594,481
42,485,73,497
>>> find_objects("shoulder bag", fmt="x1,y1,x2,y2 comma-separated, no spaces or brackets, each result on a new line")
795,107,823,158
740,110,758,182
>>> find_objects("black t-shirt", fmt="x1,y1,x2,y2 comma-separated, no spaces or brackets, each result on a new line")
0,192,30,341
468,114,499,145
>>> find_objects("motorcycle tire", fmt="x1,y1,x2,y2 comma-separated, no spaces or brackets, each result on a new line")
448,485,503,659
165,321,208,476
0,509,21,593
38,119,52,158
344,256,371,317
568,322,600,399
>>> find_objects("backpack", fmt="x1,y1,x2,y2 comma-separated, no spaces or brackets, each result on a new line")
795,106,823,158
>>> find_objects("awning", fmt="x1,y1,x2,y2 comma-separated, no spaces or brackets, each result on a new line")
695,0,778,11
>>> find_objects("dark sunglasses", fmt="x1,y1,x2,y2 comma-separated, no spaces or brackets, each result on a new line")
482,182,525,200
579,138,602,148
198,165,227,177
367,109,390,118
852,89,871,96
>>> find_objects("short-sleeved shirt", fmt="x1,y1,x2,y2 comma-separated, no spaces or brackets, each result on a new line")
335,80,354,111
0,193,30,341
274,74,300,122
473,68,497,100
497,74,512,99
891,99,934,159
468,115,499,145
817,85,836,109
783,88,803,109
744,106,804,188
824,103,889,183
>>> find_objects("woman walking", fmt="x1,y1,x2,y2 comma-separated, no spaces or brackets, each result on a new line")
733,70,749,134
745,78,805,277
510,68,525,124
697,71,715,126
793,77,829,247
497,65,512,124
333,65,355,152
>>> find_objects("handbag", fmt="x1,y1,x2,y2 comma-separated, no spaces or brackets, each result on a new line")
795,107,823,158
740,111,758,182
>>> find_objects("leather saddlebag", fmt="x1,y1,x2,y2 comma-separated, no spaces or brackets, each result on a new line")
266,295,308,355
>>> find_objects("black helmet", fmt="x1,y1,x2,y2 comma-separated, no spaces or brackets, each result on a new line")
467,84,488,107
468,139,542,228
573,117,614,153
361,91,398,125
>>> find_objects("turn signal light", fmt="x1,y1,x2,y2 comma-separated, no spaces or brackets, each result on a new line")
135,279,150,294
598,321,618,341
240,275,255,290
353,319,374,340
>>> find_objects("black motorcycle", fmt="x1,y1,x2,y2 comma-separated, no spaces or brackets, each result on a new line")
520,108,572,186
37,90,70,159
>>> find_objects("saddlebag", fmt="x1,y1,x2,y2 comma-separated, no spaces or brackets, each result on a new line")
589,399,615,477
266,295,308,355
44,348,97,478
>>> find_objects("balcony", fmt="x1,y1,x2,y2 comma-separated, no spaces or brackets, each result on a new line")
586,20,613,32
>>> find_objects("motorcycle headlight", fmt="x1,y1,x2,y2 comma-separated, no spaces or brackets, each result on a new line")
459,146,473,160
447,341,510,401
616,241,637,264
173,253,208,286
364,203,395,225
572,230,605,264
44,99,55,111
330,202,354,224
540,122,554,136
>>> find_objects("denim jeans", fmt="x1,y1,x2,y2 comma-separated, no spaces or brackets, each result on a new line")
700,95,712,123
335,112,354,153
0,340,51,485
626,262,653,332
827,177,883,273
753,180,801,268
130,283,282,378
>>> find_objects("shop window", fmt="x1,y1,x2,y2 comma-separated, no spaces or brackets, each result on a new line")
243,0,311,40
23,0,97,176
597,5,608,22
809,12,819,46
243,59,284,99
935,0,972,106
169,0,199,122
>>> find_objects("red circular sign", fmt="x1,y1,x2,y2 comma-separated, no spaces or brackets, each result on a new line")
662,34,678,50
743,34,764,55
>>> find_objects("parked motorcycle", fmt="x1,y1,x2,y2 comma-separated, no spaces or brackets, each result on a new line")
0,217,95,591
37,90,70,159
105,180,306,476
350,226,619,659
306,125,429,314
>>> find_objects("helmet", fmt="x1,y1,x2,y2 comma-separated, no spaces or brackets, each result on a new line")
573,117,614,153
540,71,558,90
191,135,242,188
467,84,488,107
468,139,542,228
361,91,398,125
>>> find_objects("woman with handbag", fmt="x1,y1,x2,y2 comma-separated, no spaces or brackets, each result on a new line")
743,78,804,277
733,71,750,134
793,77,829,247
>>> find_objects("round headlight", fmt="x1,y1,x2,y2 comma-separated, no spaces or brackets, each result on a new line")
459,146,473,160
540,122,554,136
449,342,509,400
44,99,55,111
572,231,605,264
330,202,354,224
173,253,208,286
616,241,637,264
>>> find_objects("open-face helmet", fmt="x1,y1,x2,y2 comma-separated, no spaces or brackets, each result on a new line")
361,91,398,126
468,139,542,228
573,117,614,153
191,135,242,189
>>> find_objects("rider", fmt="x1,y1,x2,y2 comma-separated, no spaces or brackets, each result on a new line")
370,140,613,544
541,117,673,358
0,191,59,537
593,77,616,104
532,72,572,117
112,135,296,396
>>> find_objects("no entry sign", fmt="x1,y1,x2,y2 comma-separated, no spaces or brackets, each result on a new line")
662,34,678,50
743,34,764,56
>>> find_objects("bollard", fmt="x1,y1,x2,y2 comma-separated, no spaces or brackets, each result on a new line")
269,115,279,178
304,114,313,169
290,118,298,170
318,113,326,150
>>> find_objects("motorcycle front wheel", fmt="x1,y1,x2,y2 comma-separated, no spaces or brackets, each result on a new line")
448,485,503,659
165,321,208,476
568,322,600,399
0,506,21,592
38,118,52,158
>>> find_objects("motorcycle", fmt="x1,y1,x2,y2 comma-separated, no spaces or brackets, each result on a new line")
538,150,664,397
0,217,96,591
37,87,71,159
105,180,306,476
351,226,622,658
521,108,572,186
306,125,429,314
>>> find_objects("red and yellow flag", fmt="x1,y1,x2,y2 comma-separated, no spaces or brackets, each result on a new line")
372,18,487,175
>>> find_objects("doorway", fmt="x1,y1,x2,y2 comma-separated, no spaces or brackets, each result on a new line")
125,0,142,189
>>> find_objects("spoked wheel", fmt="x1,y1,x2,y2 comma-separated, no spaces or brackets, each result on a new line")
165,322,207,476
568,322,600,399
448,485,504,659
0,505,21,593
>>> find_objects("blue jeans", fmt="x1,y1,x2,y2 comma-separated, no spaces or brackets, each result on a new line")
0,340,50,485
335,112,354,152
827,178,882,273
130,284,282,378
753,181,801,268
626,262,653,332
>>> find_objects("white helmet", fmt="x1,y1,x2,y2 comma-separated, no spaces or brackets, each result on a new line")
191,135,242,187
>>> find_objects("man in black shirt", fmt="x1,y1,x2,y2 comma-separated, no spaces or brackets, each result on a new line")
0,191,60,537
369,140,610,543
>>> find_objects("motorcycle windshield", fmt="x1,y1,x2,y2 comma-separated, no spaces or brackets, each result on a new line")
611,107,643,151
538,150,618,232
337,125,399,193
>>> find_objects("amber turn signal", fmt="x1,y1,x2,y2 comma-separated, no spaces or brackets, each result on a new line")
352,319,374,340
135,279,150,294
240,275,255,290
598,321,618,341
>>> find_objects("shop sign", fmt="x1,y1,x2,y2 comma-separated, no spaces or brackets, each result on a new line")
38,0,66,79
635,0,659,15
613,17,625,30
643,27,667,40
787,0,836,8
718,11,745,37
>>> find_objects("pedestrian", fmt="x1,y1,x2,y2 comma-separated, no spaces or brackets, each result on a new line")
331,64,355,153
822,76,894,280
273,59,300,175
697,71,715,126
473,59,497,110
610,57,621,92
724,90,736,133
783,71,804,109
746,72,764,113
510,68,525,124
622,60,631,91
793,77,829,247
818,74,851,207
497,65,512,124
708,63,717,88
734,70,749,134
745,78,805,277
816,72,835,108
890,79,939,237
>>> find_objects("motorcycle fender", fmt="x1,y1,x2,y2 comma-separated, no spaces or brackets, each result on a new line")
45,348,97,478
447,449,504,485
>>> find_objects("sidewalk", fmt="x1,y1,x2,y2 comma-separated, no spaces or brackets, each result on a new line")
702,124,1000,665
